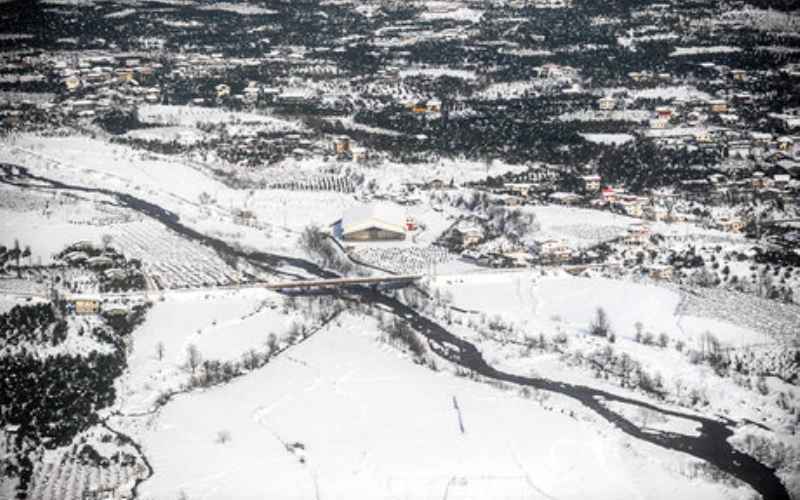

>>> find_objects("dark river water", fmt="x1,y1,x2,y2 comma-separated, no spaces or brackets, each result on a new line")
0,163,789,500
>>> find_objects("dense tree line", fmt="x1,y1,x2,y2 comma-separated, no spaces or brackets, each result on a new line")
0,303,65,347
0,302,150,498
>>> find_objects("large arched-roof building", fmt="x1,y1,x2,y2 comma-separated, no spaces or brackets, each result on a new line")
340,204,407,242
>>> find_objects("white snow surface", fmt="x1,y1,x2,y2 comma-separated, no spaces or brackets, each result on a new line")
135,314,742,500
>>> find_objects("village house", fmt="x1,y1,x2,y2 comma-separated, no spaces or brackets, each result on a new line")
104,268,127,281
622,224,651,245
234,209,258,227
87,255,114,270
751,172,770,190
708,99,728,113
694,129,712,143
63,250,89,265
598,96,616,111
649,118,669,129
615,194,646,217
579,175,601,194
502,251,534,268
628,71,644,82
777,136,794,152
548,192,582,205
655,106,673,120
215,84,231,98
727,140,751,159
351,146,369,163
504,183,535,198
600,186,616,203
769,112,800,133
333,135,351,155
642,204,669,222
460,227,483,248
537,239,572,263
243,82,260,103
717,216,746,233
426,99,442,113
70,297,101,315
646,264,673,281
63,75,81,92
773,174,791,189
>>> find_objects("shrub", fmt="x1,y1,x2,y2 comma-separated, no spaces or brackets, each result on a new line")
756,376,770,396
216,430,231,444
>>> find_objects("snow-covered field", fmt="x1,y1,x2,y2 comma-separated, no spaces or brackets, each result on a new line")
435,273,774,350
525,205,639,248
431,272,798,441
137,104,303,133
579,133,635,145
669,46,742,57
116,288,291,414
128,313,746,500
123,126,211,146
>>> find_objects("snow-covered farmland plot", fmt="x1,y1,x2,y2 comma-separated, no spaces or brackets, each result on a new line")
0,184,138,264
123,126,212,146
351,245,451,274
1,135,231,211
116,288,295,414
525,205,640,247
23,427,147,500
109,220,252,289
137,104,304,134
436,273,775,350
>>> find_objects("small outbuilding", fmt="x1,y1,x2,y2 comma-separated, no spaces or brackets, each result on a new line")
71,297,101,315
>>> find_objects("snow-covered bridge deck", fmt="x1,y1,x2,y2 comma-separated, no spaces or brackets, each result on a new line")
262,274,423,290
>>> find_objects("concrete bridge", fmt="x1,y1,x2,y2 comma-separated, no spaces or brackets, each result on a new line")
262,274,423,291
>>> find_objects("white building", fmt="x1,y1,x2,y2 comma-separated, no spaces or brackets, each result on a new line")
340,204,407,242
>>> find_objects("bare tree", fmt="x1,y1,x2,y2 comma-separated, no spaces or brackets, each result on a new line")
634,321,644,342
101,234,113,249
589,307,612,337
265,333,279,356
22,245,31,266
155,341,165,361
215,430,231,444
185,344,202,374
12,239,20,277
242,349,259,370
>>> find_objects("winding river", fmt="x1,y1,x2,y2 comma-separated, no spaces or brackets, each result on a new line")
0,162,789,500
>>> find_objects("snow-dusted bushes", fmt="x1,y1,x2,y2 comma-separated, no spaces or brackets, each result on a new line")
730,429,800,499
299,225,354,274
379,318,427,360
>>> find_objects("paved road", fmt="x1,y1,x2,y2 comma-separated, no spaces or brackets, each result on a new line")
0,162,790,500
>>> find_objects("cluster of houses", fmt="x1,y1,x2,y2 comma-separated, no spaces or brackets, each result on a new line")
331,135,370,163
2,48,355,121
